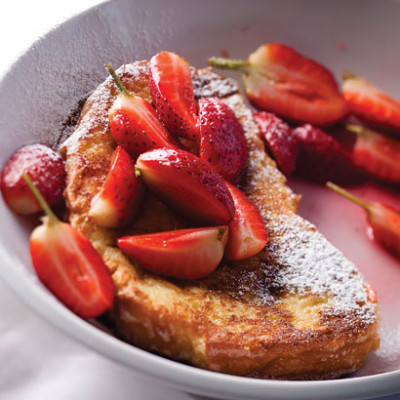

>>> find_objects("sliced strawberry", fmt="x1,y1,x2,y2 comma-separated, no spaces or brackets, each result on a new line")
1,144,66,215
253,111,297,176
342,71,400,131
149,51,199,141
293,124,364,184
25,174,114,318
136,148,234,225
118,226,228,279
224,181,267,261
209,43,348,126
328,182,400,259
107,63,180,156
347,124,400,183
198,97,247,182
89,146,145,228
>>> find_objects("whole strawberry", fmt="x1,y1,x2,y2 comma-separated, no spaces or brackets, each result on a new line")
199,97,247,182
253,111,297,176
1,144,66,215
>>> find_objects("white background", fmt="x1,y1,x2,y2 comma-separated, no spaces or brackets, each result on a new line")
0,1,399,399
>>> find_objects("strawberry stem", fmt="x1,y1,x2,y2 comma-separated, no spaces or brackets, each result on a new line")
23,173,59,224
217,227,226,241
134,166,141,178
342,70,358,81
208,57,250,73
326,182,371,212
105,63,127,94
345,124,367,137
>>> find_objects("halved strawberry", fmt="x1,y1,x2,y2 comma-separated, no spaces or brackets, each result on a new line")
25,174,114,318
253,111,297,176
1,144,66,215
293,124,364,184
224,181,267,261
342,71,400,131
136,148,234,225
347,124,400,183
89,146,145,228
328,182,400,259
198,97,247,182
149,51,199,141
107,63,180,156
118,226,228,279
209,43,348,126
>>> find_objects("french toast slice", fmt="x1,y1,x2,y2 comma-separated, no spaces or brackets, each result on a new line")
60,61,379,379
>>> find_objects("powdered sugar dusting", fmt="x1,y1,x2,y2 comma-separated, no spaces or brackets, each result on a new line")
192,67,238,99
223,93,376,325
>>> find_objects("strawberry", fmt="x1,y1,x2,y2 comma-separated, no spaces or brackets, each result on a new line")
149,51,199,142
209,43,348,126
136,148,234,225
293,124,364,184
89,146,145,228
25,174,114,318
1,144,66,215
106,63,180,156
224,181,268,261
342,71,400,131
346,124,400,183
253,111,297,176
327,182,400,259
118,226,229,279
198,97,247,182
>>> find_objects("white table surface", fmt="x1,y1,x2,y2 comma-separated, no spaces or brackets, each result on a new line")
0,1,399,399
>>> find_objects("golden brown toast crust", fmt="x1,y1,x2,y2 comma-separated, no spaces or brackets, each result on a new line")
61,62,379,380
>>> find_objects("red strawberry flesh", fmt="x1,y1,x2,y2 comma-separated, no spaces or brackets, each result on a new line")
199,97,247,182
327,182,400,259
118,226,229,279
25,174,114,318
253,111,297,175
209,43,348,126
89,146,145,228
149,51,199,141
225,181,268,261
347,124,400,183
109,93,180,156
1,144,66,215
293,124,364,184
342,72,400,132
136,148,234,225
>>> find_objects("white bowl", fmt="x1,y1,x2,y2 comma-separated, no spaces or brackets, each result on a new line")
1,0,400,399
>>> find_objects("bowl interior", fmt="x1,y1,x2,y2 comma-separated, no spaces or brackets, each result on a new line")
0,0,400,398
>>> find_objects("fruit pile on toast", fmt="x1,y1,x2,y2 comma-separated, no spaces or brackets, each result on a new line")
4,43,396,378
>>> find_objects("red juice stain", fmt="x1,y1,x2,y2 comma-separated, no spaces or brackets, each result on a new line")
220,49,230,58
336,40,346,51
